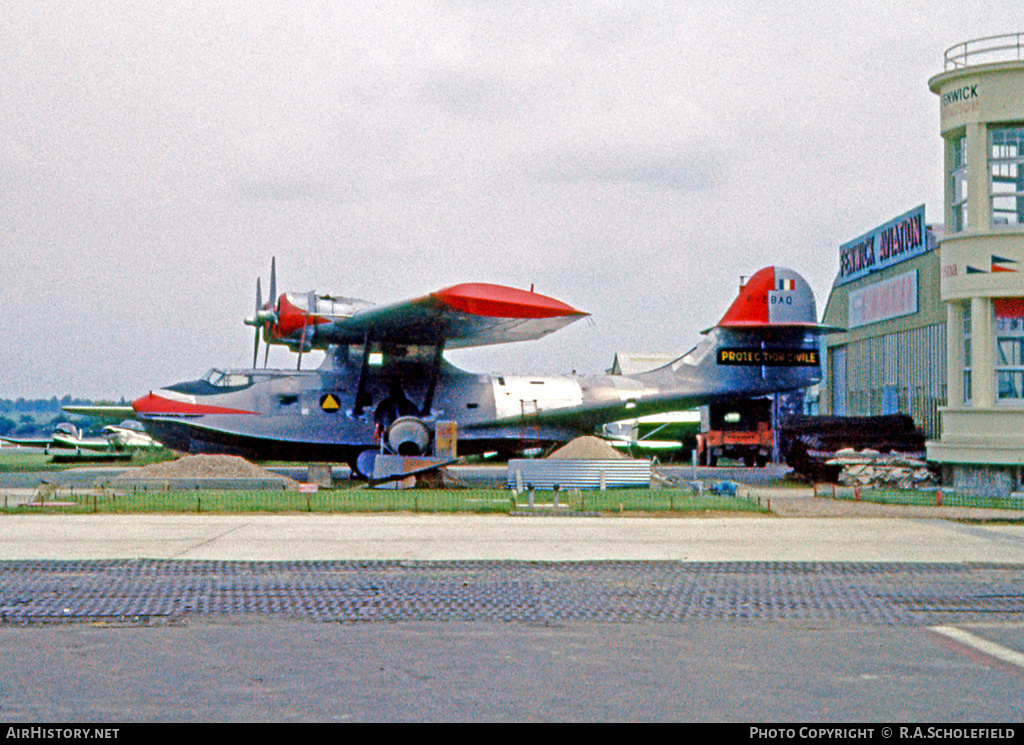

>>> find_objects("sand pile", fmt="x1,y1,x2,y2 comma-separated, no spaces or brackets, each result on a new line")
547,436,628,460
114,454,297,483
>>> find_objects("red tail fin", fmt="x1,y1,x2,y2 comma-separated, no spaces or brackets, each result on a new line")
717,266,825,330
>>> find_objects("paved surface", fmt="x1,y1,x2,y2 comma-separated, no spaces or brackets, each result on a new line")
5,617,1023,723
3,559,1024,626
2,512,1024,562
4,464,1024,722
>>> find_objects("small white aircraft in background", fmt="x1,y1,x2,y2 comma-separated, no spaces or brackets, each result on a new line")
100,420,162,450
1,420,161,453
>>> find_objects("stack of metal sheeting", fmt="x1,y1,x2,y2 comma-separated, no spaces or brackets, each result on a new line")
506,458,651,490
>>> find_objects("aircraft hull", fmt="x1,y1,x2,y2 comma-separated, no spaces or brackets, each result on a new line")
133,325,822,466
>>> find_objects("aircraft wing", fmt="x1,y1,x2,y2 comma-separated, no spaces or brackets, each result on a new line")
61,405,137,419
0,434,108,451
0,436,54,448
280,283,588,349
50,434,111,451
348,284,587,348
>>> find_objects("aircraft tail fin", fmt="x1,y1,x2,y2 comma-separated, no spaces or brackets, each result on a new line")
713,266,838,333
664,266,836,401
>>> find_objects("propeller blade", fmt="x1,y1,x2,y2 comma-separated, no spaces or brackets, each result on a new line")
253,278,263,368
269,256,277,314
243,258,281,369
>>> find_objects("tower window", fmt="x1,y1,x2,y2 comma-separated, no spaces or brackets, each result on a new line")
952,133,968,232
990,125,1024,227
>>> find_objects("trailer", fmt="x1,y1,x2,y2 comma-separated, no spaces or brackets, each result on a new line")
778,414,927,482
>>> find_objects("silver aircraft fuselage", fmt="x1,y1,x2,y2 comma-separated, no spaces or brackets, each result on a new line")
133,325,822,466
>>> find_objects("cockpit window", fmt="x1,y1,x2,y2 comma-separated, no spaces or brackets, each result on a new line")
165,370,256,397
204,369,253,388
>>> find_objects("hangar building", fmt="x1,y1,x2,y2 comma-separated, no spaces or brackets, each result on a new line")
820,206,945,441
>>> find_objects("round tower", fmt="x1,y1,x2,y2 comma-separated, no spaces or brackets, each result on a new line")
927,34,1024,496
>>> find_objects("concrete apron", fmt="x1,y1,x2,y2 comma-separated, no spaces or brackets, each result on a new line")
0,513,1023,563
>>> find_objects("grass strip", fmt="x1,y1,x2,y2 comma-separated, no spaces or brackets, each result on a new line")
0,487,768,515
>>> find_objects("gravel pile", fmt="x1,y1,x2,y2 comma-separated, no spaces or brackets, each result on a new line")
112,454,298,485
547,436,628,460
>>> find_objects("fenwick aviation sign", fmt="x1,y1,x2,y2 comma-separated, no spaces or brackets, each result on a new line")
837,205,931,285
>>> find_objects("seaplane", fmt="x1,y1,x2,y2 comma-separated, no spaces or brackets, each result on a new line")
84,261,830,479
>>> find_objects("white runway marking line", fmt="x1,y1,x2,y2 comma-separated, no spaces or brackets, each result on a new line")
931,626,1024,670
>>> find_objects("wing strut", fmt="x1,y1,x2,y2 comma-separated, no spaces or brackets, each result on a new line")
352,332,373,418
419,342,446,417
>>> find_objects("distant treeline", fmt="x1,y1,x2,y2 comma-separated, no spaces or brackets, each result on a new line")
0,396,127,413
0,397,128,438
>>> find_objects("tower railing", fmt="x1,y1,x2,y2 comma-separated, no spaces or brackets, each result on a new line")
945,33,1024,69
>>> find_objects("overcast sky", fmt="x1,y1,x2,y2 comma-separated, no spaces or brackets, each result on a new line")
0,2,1011,400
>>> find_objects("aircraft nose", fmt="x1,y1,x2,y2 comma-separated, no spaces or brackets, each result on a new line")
132,392,177,415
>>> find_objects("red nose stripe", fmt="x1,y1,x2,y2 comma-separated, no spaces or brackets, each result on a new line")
132,392,258,416
433,283,584,319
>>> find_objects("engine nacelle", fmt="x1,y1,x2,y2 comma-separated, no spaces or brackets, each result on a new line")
386,417,432,456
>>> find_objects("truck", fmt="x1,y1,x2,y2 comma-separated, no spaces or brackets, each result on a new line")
697,398,773,467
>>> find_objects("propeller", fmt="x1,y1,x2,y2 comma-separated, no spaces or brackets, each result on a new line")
244,257,279,368
244,258,323,369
